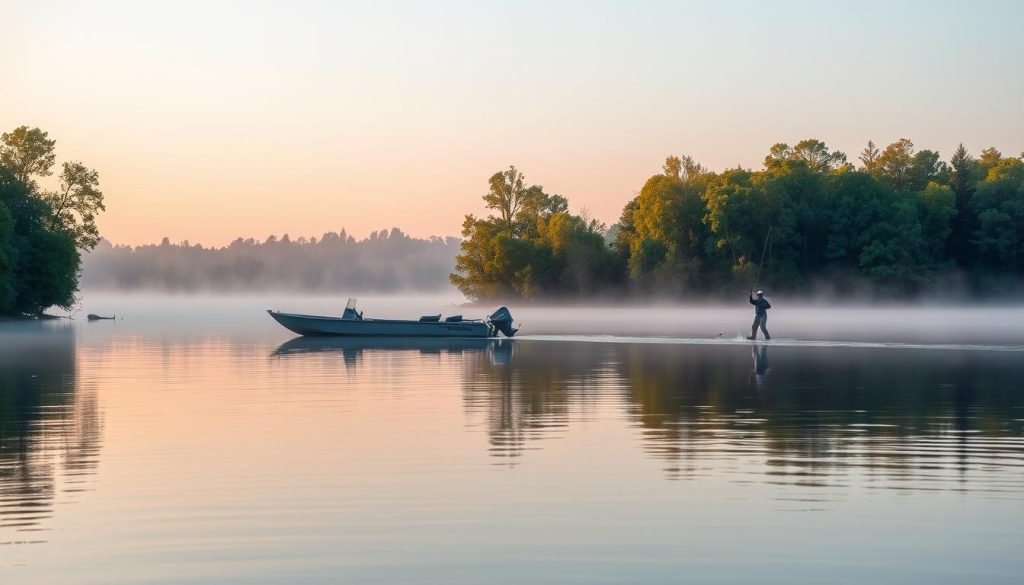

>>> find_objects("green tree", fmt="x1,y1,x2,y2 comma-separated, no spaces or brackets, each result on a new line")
858,140,881,173
451,166,617,300
702,168,769,287
481,166,555,237
621,156,711,291
831,172,928,287
542,211,619,294
755,155,826,282
978,147,1003,176
0,126,101,316
874,138,916,192
0,203,14,312
0,126,56,187
946,143,978,265
16,225,79,313
790,139,848,173
611,198,638,261
908,149,948,191
662,155,682,180
749,140,851,282
0,167,80,314
916,182,956,264
45,161,105,250
972,157,1024,275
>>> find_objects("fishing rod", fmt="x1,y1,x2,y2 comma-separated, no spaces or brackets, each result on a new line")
750,225,772,294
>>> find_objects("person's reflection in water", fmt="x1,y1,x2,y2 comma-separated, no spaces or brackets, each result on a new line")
751,344,770,387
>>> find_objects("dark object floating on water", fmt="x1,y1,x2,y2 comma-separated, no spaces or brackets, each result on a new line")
268,298,517,338
87,314,115,321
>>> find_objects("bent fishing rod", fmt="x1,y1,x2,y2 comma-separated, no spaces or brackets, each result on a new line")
750,225,772,294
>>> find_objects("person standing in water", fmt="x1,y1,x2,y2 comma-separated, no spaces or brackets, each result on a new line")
748,290,771,340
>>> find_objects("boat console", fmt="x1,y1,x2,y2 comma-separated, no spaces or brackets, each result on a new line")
342,298,363,320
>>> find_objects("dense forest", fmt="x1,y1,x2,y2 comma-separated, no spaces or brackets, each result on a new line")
81,229,459,292
452,139,1024,300
0,126,104,316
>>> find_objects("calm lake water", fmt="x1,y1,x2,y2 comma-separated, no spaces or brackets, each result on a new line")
2,295,1024,584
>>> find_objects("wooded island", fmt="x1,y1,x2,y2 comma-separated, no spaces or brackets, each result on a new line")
452,139,1023,300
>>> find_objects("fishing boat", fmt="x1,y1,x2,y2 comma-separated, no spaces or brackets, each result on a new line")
267,299,517,338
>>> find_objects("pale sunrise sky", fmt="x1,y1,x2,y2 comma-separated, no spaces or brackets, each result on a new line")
2,0,1022,247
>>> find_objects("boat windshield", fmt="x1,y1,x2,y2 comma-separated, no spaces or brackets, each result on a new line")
342,298,362,320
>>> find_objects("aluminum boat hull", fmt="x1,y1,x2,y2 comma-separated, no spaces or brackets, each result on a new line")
267,310,495,338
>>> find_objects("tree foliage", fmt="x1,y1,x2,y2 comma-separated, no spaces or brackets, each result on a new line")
451,166,620,300
47,162,105,250
611,139,1021,296
0,126,56,187
0,126,104,315
455,141,1022,300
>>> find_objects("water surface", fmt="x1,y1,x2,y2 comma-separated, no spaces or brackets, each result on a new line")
2,296,1023,583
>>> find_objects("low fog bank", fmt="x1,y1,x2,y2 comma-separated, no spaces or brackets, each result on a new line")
72,293,1024,346
80,232,1022,303
80,230,458,293
511,304,1024,345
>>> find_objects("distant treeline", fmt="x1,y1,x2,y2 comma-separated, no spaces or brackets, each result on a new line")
81,229,460,292
451,140,1024,300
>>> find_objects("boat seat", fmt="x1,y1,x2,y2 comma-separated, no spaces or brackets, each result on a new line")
444,315,463,322
419,315,441,322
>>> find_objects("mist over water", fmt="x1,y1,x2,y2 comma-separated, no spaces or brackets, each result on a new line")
2,293,1023,583
79,292,1024,345
512,303,1024,346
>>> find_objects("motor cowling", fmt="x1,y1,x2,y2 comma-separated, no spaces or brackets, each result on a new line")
488,307,517,337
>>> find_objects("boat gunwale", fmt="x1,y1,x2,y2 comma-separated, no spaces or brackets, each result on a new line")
267,310,487,326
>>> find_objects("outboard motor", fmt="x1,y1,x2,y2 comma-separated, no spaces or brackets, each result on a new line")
488,306,517,337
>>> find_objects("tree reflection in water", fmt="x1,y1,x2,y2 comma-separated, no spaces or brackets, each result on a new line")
0,325,102,541
462,341,614,462
463,340,1024,491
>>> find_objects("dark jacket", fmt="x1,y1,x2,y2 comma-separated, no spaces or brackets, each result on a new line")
750,296,771,316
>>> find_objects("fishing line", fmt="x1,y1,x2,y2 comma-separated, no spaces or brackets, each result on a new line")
751,225,772,292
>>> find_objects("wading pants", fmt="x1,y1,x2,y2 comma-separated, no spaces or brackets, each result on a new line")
751,314,770,339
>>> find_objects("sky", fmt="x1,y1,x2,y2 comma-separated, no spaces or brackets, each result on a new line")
2,0,1022,247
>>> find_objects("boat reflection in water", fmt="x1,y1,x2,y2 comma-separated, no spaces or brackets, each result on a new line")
272,336,514,367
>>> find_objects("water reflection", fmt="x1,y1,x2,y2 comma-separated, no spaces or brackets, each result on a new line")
4,302,1024,581
751,344,769,386
272,336,504,367
0,325,102,542
463,342,614,461
464,341,1024,493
